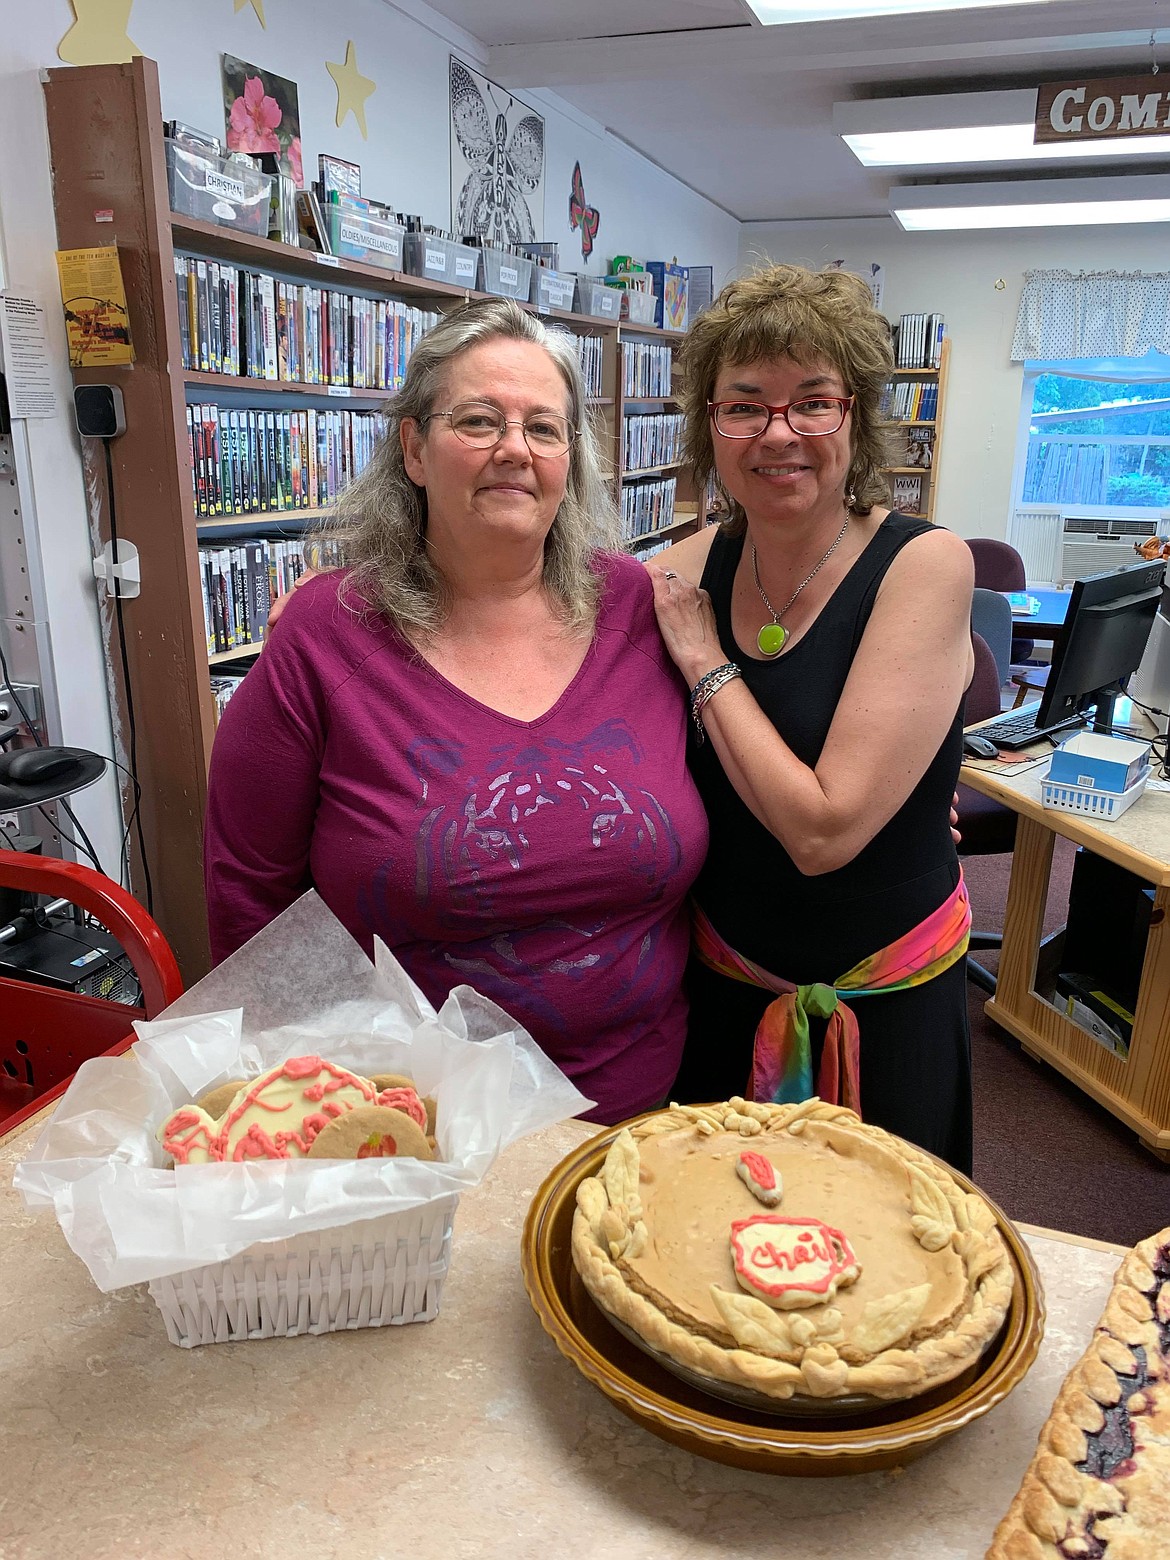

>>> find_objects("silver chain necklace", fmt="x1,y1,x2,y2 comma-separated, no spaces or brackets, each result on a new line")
751,515,850,657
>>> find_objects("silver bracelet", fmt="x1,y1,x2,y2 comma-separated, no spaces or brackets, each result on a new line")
689,661,742,743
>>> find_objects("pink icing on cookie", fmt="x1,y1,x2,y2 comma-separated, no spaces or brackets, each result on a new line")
736,1150,783,1206
375,1086,426,1131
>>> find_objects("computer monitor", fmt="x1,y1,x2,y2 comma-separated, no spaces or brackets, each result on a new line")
1036,558,1167,735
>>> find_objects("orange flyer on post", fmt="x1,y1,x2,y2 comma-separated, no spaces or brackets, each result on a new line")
55,246,134,367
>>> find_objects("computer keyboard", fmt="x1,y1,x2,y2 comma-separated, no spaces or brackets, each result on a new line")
971,704,1083,752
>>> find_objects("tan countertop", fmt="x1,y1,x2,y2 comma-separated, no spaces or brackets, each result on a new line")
1,1114,1128,1560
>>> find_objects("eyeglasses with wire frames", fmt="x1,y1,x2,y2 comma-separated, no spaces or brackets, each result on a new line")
708,395,854,439
421,401,577,456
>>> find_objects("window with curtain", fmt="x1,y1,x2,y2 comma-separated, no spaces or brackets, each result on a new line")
1013,273,1170,517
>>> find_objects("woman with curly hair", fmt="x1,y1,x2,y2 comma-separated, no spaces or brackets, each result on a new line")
649,264,975,1170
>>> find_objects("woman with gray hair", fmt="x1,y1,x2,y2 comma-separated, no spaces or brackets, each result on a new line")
204,299,708,1123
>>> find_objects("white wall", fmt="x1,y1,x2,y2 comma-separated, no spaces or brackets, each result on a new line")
0,0,740,874
739,218,1170,543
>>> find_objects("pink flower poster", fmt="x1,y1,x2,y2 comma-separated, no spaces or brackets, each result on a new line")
221,54,303,186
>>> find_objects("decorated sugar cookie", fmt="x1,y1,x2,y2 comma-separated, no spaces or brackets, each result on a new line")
307,1105,433,1161
730,1214,860,1310
158,1056,379,1164
736,1150,783,1206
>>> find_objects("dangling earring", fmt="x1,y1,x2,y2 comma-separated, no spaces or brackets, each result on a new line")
846,489,858,511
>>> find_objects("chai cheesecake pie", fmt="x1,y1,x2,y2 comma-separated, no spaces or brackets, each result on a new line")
571,1098,1015,1405
987,1226,1170,1559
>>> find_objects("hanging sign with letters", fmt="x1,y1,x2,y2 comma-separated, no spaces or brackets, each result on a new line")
1035,76,1170,144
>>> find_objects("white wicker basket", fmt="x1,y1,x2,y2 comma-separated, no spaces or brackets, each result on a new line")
147,1194,458,1348
1040,771,1148,820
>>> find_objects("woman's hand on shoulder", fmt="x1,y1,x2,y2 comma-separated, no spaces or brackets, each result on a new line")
644,526,725,687
265,568,319,635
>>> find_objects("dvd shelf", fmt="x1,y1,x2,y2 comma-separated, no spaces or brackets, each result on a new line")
186,402,383,517
174,254,440,388
880,336,950,522
622,340,673,398
622,475,678,541
623,412,684,471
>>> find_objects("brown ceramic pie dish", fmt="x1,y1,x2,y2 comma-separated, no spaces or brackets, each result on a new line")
521,1115,1045,1476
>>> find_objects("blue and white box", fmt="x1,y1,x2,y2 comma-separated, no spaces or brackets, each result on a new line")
1047,731,1151,794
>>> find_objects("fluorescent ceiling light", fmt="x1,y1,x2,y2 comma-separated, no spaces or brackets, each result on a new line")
890,174,1170,230
748,0,1039,21
835,91,1170,167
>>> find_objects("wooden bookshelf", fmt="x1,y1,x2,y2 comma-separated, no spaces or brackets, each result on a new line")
42,57,682,979
880,337,950,524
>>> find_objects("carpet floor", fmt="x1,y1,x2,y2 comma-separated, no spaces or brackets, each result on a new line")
964,842,1170,1248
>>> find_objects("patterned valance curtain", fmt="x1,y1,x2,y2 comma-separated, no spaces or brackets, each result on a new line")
1011,269,1170,362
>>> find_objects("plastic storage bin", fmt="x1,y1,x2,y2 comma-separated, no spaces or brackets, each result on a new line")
620,287,659,326
403,233,479,288
1041,770,1148,820
165,139,273,235
325,208,406,271
575,277,622,320
147,1195,459,1347
532,267,577,313
481,248,535,301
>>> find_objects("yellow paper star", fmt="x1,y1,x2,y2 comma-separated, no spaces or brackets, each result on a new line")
326,41,376,139
57,0,141,65
234,0,266,24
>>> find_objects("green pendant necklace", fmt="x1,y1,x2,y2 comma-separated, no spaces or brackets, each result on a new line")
752,515,850,657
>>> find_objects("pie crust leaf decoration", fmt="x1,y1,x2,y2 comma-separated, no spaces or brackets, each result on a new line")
907,1163,956,1252
602,1129,642,1218
850,1283,932,1356
986,1226,1170,1559
710,1284,844,1361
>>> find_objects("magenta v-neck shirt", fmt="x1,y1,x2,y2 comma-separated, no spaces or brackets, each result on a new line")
204,553,708,1121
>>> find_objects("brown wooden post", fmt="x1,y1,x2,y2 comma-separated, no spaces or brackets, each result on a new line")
43,57,213,980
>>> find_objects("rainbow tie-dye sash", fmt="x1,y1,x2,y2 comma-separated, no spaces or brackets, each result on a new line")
691,873,971,1113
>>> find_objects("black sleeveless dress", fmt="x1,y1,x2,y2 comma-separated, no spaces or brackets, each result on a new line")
676,513,973,1172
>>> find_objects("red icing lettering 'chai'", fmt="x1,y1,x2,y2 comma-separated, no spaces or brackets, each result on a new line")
730,1214,860,1308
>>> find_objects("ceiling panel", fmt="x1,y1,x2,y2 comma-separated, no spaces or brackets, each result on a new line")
421,0,751,47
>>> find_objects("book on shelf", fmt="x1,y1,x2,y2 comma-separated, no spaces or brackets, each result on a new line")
891,473,923,514
904,427,935,468
622,340,673,398
894,312,946,370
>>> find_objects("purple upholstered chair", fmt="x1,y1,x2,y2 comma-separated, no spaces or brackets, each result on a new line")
965,537,1034,666
959,630,1017,992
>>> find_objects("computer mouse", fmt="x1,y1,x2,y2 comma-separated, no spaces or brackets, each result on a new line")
962,733,1000,761
3,748,78,785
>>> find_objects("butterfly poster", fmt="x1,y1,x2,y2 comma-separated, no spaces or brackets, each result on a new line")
450,57,544,246
569,162,599,260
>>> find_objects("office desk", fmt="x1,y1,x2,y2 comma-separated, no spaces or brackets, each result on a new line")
961,751,1170,1157
1006,587,1071,642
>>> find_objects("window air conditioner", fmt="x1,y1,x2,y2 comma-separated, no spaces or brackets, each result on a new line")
1059,513,1160,584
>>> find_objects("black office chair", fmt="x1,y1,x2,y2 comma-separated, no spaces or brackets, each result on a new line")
959,631,1017,993
966,537,1035,669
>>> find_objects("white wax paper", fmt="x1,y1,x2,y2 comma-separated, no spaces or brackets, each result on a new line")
13,891,592,1290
